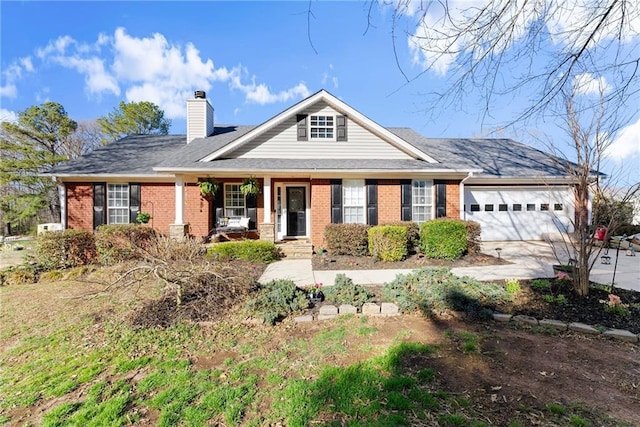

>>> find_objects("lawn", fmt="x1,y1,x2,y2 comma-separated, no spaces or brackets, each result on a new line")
1,265,639,426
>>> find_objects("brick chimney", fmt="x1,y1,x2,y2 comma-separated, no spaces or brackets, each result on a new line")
186,90,214,143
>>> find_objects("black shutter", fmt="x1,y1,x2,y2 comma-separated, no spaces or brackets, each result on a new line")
129,183,141,223
246,193,257,230
330,179,342,224
435,181,446,218
93,182,106,229
400,179,412,221
366,179,378,225
336,115,348,141
213,186,223,227
297,114,308,141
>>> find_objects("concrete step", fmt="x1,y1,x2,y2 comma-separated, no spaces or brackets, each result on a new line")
277,240,313,259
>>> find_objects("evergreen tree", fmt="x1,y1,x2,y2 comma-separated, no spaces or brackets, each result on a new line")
97,100,171,143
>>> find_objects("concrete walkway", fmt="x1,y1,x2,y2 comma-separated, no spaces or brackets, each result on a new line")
259,241,639,292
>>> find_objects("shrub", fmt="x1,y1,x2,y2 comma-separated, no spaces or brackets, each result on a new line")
465,221,482,254
34,229,97,270
2,265,38,286
381,221,420,252
505,278,521,294
382,268,510,318
531,279,551,291
322,273,374,307
207,240,278,263
147,236,206,261
419,219,467,260
324,223,370,256
94,224,157,265
368,226,408,261
245,279,309,325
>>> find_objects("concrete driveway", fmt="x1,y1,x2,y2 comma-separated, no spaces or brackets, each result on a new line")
475,241,639,292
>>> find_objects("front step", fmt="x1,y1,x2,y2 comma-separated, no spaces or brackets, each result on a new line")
276,239,313,259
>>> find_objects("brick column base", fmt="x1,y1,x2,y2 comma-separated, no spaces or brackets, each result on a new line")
259,223,275,242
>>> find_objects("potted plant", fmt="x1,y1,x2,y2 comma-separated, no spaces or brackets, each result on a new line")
307,283,324,303
198,178,220,197
240,176,260,196
136,212,152,224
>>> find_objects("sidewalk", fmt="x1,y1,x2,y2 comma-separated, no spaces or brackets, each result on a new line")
259,241,639,292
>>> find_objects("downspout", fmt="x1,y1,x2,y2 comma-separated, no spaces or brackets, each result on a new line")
55,177,67,229
459,172,474,220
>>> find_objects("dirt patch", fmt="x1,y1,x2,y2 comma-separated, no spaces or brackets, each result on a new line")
312,252,510,270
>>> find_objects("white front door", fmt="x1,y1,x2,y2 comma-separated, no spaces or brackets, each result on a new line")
276,183,310,240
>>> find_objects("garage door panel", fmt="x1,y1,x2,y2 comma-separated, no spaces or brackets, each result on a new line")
464,187,575,241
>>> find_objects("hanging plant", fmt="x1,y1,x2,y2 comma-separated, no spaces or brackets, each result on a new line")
240,176,260,196
198,178,220,197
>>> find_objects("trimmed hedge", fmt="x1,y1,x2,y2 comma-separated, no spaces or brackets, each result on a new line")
419,219,467,260
95,224,157,265
207,240,279,263
324,223,370,256
368,225,408,261
465,221,482,255
34,229,97,270
381,221,420,252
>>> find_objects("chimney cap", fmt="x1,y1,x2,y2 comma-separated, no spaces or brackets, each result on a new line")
194,90,206,99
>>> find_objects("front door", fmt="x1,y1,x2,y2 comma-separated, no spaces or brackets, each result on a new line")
286,186,306,236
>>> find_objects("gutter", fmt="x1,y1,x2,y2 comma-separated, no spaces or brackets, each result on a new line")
459,172,474,220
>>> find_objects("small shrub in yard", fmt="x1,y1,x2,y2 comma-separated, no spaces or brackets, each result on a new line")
324,223,370,256
323,273,374,307
419,219,467,260
208,240,278,263
531,279,551,291
368,225,408,261
381,221,420,252
245,279,309,325
505,278,521,294
1,265,38,286
34,229,97,270
382,268,510,318
465,221,482,255
95,224,156,265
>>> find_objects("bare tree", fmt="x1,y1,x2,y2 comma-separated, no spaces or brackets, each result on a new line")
64,120,104,160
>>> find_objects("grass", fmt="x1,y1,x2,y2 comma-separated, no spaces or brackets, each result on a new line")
0,275,631,426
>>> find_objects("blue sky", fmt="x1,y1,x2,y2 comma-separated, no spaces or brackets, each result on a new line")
1,1,638,185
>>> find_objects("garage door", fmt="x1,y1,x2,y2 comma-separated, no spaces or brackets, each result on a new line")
464,187,575,241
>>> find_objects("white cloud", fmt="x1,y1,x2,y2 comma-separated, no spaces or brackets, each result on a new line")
1,58,36,98
607,117,640,161
0,108,18,123
321,64,339,90
28,27,310,118
573,73,612,95
20,57,34,72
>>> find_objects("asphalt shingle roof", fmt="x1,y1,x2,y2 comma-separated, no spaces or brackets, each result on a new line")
51,124,570,178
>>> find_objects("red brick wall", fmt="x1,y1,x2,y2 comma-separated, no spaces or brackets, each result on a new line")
444,180,461,219
66,183,93,231
141,183,174,234
311,179,331,248
379,179,400,223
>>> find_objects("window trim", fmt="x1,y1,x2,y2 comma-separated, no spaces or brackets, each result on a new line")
309,115,335,140
107,183,130,224
342,179,366,224
411,179,434,224
224,183,246,218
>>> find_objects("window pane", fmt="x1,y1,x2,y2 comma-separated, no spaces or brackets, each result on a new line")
225,184,245,217
513,204,522,211
484,204,494,212
526,204,536,211
310,115,334,139
470,204,480,212
411,180,433,223
540,203,549,211
343,180,365,224
499,204,508,212
554,203,563,211
107,184,129,224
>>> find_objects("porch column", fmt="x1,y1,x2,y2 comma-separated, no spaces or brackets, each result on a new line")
170,175,189,239
263,176,272,223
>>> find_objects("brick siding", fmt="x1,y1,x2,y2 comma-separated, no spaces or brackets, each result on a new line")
66,183,93,230
310,179,331,248
444,180,461,219
378,179,400,223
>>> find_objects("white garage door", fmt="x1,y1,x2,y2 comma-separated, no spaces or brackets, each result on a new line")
464,187,575,241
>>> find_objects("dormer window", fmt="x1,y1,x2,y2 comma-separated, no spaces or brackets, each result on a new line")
310,115,334,139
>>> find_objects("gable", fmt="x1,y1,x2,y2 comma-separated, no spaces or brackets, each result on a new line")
225,101,413,160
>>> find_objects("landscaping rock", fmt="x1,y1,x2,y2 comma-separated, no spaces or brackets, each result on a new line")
603,329,638,343
361,303,380,315
513,315,538,326
318,305,338,315
539,319,568,330
380,302,399,316
492,313,512,322
293,315,314,323
338,304,357,315
568,322,602,335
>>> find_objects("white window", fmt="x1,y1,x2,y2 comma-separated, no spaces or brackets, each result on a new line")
412,180,433,223
107,183,129,224
224,184,245,217
343,179,365,224
310,115,334,139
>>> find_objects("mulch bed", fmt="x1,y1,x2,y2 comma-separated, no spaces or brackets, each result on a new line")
312,252,510,270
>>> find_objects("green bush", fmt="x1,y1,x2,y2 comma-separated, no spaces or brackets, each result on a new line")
322,273,374,307
382,268,510,318
419,219,467,260
94,224,157,265
531,279,551,291
34,229,97,270
368,226,408,261
324,223,370,256
207,240,278,263
465,221,482,255
381,221,420,252
245,279,309,325
505,278,521,294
